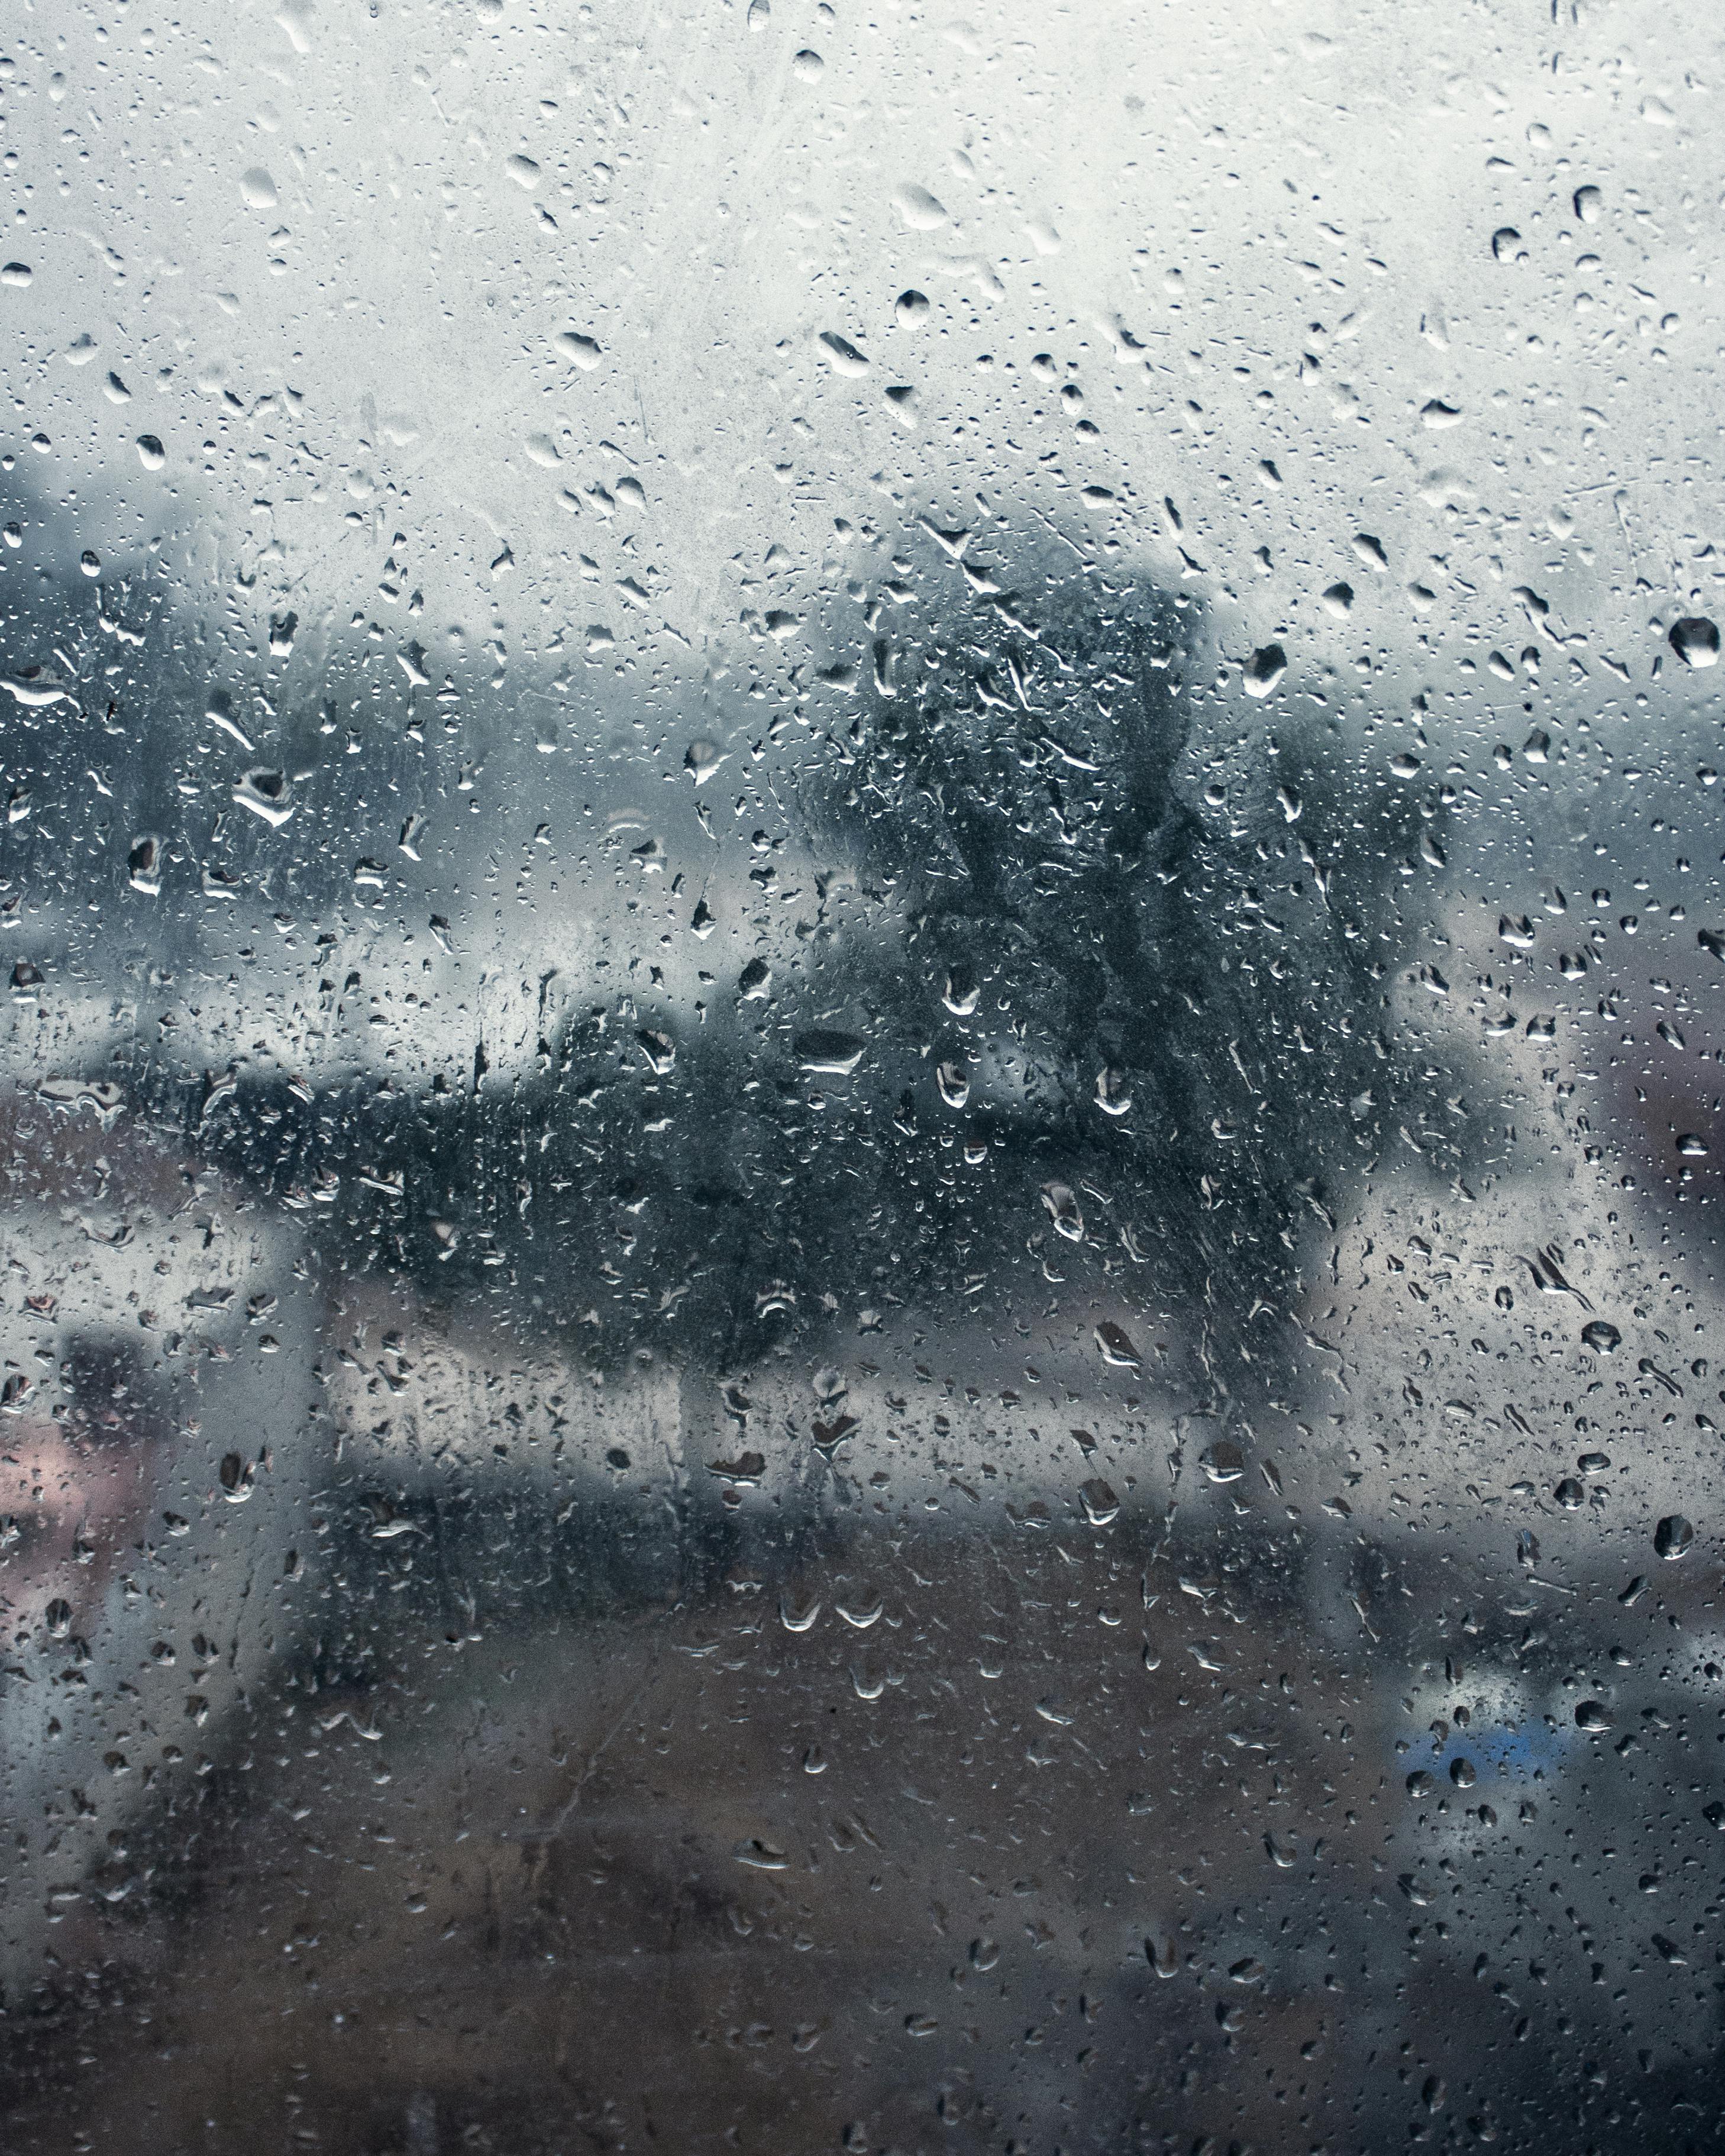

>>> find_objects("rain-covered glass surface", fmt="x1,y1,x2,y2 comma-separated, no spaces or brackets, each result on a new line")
3,2,1724,2150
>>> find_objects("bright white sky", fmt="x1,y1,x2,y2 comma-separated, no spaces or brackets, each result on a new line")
5,0,1718,678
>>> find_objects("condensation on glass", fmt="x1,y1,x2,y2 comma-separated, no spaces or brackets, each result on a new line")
0,2,1721,2151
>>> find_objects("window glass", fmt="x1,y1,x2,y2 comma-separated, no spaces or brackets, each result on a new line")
2,4,1720,2149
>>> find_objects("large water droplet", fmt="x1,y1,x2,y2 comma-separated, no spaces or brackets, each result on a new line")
891,183,948,231
1040,1182,1083,1241
1655,1514,1693,1560
1094,1321,1142,1371
1669,616,1720,669
234,768,294,827
796,1029,864,1075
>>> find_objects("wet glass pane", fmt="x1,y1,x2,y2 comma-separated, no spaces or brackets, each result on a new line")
2,2,1723,2149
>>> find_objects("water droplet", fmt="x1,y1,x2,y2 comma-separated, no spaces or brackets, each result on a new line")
895,289,930,327
796,1029,864,1075
1669,616,1720,669
792,48,823,80
818,331,870,376
240,167,278,209
1094,1067,1132,1117
135,434,165,470
935,1059,970,1109
1575,1701,1614,1732
234,768,295,828
1574,184,1603,222
1094,1321,1142,1371
1655,1514,1693,1560
1243,644,1286,697
734,1837,787,1870
1079,1478,1119,1526
891,183,948,231
1491,226,1526,263
1040,1182,1083,1241
127,835,161,895
684,739,726,784
556,332,602,370
1579,1320,1621,1355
